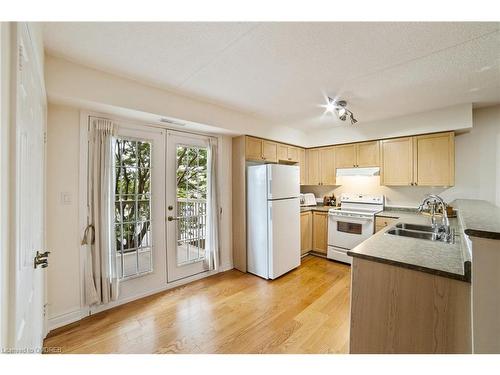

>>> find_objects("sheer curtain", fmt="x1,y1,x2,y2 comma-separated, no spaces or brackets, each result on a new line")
81,117,119,305
206,137,220,271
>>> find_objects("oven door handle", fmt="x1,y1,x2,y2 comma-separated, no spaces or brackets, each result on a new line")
328,214,374,223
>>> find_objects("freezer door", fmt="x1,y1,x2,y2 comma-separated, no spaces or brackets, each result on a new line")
267,164,300,200
268,198,300,279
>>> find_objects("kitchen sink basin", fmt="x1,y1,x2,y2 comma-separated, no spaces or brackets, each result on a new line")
395,223,441,233
386,228,441,241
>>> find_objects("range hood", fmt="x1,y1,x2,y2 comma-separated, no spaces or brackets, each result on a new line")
336,167,380,177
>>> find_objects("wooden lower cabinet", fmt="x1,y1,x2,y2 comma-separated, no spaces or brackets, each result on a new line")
374,216,398,233
300,211,312,255
350,258,471,353
312,211,328,254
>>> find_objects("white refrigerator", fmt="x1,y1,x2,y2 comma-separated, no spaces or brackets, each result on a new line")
247,164,301,279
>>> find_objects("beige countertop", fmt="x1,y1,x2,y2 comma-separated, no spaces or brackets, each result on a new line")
452,199,500,240
347,208,471,282
300,205,333,213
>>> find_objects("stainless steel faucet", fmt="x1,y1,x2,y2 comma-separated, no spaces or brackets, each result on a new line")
418,194,453,243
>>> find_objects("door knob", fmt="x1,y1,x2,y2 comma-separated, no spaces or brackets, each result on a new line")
167,216,181,222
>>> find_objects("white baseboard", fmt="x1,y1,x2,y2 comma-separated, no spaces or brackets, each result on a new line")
47,308,87,332
220,262,233,272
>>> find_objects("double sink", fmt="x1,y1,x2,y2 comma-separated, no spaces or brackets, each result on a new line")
386,223,454,243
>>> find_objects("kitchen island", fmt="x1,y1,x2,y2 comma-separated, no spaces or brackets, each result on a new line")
347,207,472,354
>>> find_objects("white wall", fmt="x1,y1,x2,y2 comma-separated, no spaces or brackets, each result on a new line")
302,105,500,208
444,105,500,205
45,55,307,146
46,104,82,321
46,103,234,326
304,104,473,148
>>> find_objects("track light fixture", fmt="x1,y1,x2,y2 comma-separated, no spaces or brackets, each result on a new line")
327,97,358,125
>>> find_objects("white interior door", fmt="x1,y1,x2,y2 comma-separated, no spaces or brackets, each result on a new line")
97,124,167,307
12,23,46,351
166,132,212,282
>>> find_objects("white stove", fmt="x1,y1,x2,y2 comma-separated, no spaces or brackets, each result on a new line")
327,193,384,264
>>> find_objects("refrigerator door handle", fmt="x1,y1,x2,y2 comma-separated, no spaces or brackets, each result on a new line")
268,177,272,199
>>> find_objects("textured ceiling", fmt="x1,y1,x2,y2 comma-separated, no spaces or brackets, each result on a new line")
43,22,500,129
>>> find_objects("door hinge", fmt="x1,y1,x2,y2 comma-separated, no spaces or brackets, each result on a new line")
43,132,47,144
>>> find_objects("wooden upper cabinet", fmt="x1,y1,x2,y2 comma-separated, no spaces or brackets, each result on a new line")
381,137,413,186
245,136,277,163
261,140,278,163
287,147,299,163
305,147,336,186
413,132,454,186
277,144,288,161
277,144,299,163
335,144,357,168
312,211,328,254
356,141,380,167
319,147,336,185
306,149,321,185
381,132,455,187
299,148,306,185
335,141,380,168
245,136,263,161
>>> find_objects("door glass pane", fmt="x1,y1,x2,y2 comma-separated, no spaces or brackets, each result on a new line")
176,145,208,266
114,137,153,279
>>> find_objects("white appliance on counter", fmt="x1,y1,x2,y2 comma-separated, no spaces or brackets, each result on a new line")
300,193,317,206
247,164,301,279
327,193,384,264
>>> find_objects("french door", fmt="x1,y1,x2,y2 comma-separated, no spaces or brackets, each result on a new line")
166,132,213,282
90,126,214,310
99,124,167,306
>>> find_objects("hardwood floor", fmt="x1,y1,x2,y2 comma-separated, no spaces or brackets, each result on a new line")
44,256,351,354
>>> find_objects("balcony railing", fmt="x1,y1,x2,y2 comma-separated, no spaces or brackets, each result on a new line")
176,198,207,264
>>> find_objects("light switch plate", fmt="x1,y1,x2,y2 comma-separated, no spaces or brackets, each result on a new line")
60,192,72,205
